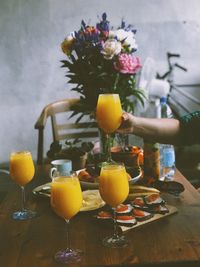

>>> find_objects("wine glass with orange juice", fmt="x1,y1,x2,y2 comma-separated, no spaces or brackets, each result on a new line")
51,173,83,264
96,94,122,162
99,162,129,248
9,151,37,220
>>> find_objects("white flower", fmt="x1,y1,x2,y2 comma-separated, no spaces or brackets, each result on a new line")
109,29,128,41
109,29,138,52
124,35,138,51
101,39,121,59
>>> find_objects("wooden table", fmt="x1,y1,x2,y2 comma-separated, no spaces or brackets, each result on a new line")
0,166,200,267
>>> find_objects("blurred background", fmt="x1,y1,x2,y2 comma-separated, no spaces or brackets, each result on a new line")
1,0,200,184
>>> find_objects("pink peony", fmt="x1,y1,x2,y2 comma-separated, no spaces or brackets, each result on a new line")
114,54,141,74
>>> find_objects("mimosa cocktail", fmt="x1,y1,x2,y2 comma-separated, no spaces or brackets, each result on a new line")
96,94,122,162
99,162,129,248
51,174,83,264
51,177,82,220
9,151,37,220
10,151,35,186
99,164,129,207
96,94,122,134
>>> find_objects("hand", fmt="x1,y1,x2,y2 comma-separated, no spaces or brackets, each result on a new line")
117,112,135,134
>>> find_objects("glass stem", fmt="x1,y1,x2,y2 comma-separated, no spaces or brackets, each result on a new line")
106,134,112,162
21,186,26,211
113,208,119,239
65,219,71,251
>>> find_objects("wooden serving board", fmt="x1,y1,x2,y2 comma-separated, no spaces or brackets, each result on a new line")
121,204,177,232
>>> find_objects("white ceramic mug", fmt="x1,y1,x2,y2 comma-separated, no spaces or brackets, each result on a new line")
49,159,72,180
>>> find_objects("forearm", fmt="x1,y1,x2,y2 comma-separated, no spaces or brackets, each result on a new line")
131,116,181,144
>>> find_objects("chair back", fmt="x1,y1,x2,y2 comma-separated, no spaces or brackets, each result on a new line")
35,98,98,164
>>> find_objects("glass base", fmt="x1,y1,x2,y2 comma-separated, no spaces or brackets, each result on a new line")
102,235,129,248
54,248,82,264
12,210,38,220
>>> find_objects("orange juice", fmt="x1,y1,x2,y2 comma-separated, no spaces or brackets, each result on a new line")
99,164,129,207
96,94,122,134
10,151,35,186
51,177,82,220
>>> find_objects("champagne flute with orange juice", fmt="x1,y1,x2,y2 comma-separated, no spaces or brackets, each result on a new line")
51,172,83,264
99,162,129,248
9,151,37,220
96,94,122,162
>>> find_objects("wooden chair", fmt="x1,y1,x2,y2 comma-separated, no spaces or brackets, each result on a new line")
34,98,98,164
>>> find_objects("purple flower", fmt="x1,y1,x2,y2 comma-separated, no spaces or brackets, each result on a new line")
96,12,110,33
114,54,141,74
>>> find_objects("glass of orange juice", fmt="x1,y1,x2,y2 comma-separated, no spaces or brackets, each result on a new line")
96,94,122,162
99,162,129,248
51,172,83,264
9,151,37,220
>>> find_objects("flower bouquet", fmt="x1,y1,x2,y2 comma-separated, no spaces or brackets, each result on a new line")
61,12,145,122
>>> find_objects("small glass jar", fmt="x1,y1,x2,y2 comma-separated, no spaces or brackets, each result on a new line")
143,142,160,184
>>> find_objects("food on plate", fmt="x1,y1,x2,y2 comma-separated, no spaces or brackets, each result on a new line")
131,197,148,209
129,185,160,194
150,204,169,214
78,170,96,183
116,204,132,213
116,215,134,221
116,215,137,226
144,193,165,206
97,211,112,219
127,185,160,200
97,210,137,226
81,190,105,211
78,168,132,183
132,208,153,221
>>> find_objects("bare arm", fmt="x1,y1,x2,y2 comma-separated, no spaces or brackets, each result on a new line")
117,112,181,145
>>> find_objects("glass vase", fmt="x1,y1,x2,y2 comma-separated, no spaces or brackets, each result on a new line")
98,128,115,162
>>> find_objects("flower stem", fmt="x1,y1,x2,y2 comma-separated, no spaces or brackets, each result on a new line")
113,73,120,91
105,134,112,162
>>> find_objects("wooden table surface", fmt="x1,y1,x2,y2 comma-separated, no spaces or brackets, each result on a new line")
1,165,200,267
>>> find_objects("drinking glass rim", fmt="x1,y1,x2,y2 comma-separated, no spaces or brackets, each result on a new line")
101,162,125,170
98,94,120,97
52,174,78,182
10,151,31,156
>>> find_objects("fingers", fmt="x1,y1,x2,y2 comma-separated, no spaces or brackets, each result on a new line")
121,112,129,121
116,112,130,133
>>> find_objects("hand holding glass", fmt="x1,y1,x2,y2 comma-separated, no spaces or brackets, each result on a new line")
51,173,83,264
99,162,129,248
9,151,37,220
96,94,122,162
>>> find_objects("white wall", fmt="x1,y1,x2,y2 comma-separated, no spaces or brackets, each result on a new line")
1,0,200,163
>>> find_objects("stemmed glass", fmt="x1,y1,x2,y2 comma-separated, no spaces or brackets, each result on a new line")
51,172,83,264
9,151,37,220
99,162,129,248
96,94,122,162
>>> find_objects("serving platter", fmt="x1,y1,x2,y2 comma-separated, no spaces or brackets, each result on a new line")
120,204,177,232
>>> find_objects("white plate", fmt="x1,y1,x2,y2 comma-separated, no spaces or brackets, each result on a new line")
77,168,142,190
32,184,105,212
32,182,52,197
